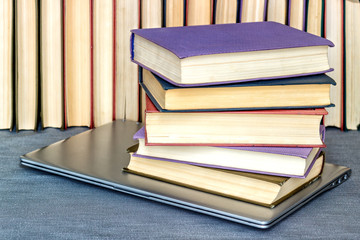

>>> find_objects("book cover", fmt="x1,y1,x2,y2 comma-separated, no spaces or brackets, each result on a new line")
144,95,327,147
131,21,334,86
131,21,333,62
145,94,328,115
133,125,326,158
139,69,336,112
124,152,325,208
132,126,324,178
147,70,336,90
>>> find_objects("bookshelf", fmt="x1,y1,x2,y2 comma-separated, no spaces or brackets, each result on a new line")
0,0,358,131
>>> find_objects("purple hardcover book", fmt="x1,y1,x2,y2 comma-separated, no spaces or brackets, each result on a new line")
131,126,325,178
131,21,334,87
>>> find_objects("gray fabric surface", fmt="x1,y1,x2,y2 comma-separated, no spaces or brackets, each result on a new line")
0,126,359,239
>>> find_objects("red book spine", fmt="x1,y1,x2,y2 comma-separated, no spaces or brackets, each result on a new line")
113,0,116,121
340,0,344,131
63,0,67,129
90,0,94,128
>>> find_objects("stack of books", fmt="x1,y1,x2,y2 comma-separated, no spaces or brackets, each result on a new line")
125,21,335,208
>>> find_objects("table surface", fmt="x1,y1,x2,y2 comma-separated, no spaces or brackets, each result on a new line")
0,126,359,239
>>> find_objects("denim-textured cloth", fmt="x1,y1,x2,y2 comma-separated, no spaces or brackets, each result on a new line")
0,127,359,239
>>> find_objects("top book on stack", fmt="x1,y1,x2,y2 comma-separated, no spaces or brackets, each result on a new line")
131,21,334,87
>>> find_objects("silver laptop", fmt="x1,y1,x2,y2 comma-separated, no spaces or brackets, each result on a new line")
20,120,351,229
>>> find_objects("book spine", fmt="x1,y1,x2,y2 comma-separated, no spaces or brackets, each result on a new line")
343,0,347,130
288,0,307,31
185,0,213,26
340,0,345,131
213,0,240,24
113,0,116,121
321,0,325,37
324,0,345,130
90,0,94,129
238,0,242,22
35,0,39,131
63,0,67,129
236,0,241,22
240,0,267,22
14,0,18,131
264,0,268,21
163,0,186,27
15,0,39,131
11,0,15,131
61,0,65,130
138,0,141,122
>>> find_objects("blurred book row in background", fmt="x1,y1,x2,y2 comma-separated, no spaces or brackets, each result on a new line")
0,0,359,131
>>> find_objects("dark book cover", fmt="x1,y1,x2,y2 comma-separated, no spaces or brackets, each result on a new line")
140,69,335,112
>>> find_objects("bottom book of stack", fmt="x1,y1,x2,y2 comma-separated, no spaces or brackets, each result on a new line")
125,152,324,209
125,128,326,208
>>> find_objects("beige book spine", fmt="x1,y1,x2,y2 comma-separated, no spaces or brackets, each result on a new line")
345,0,360,130
0,0,13,129
40,0,63,129
289,0,305,30
187,0,212,26
93,0,114,127
241,0,266,23
166,0,184,27
215,0,238,24
15,0,38,130
64,0,91,127
140,0,163,122
116,0,140,121
267,0,287,24
324,0,343,129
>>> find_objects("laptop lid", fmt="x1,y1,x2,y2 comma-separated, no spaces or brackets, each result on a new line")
20,120,351,229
